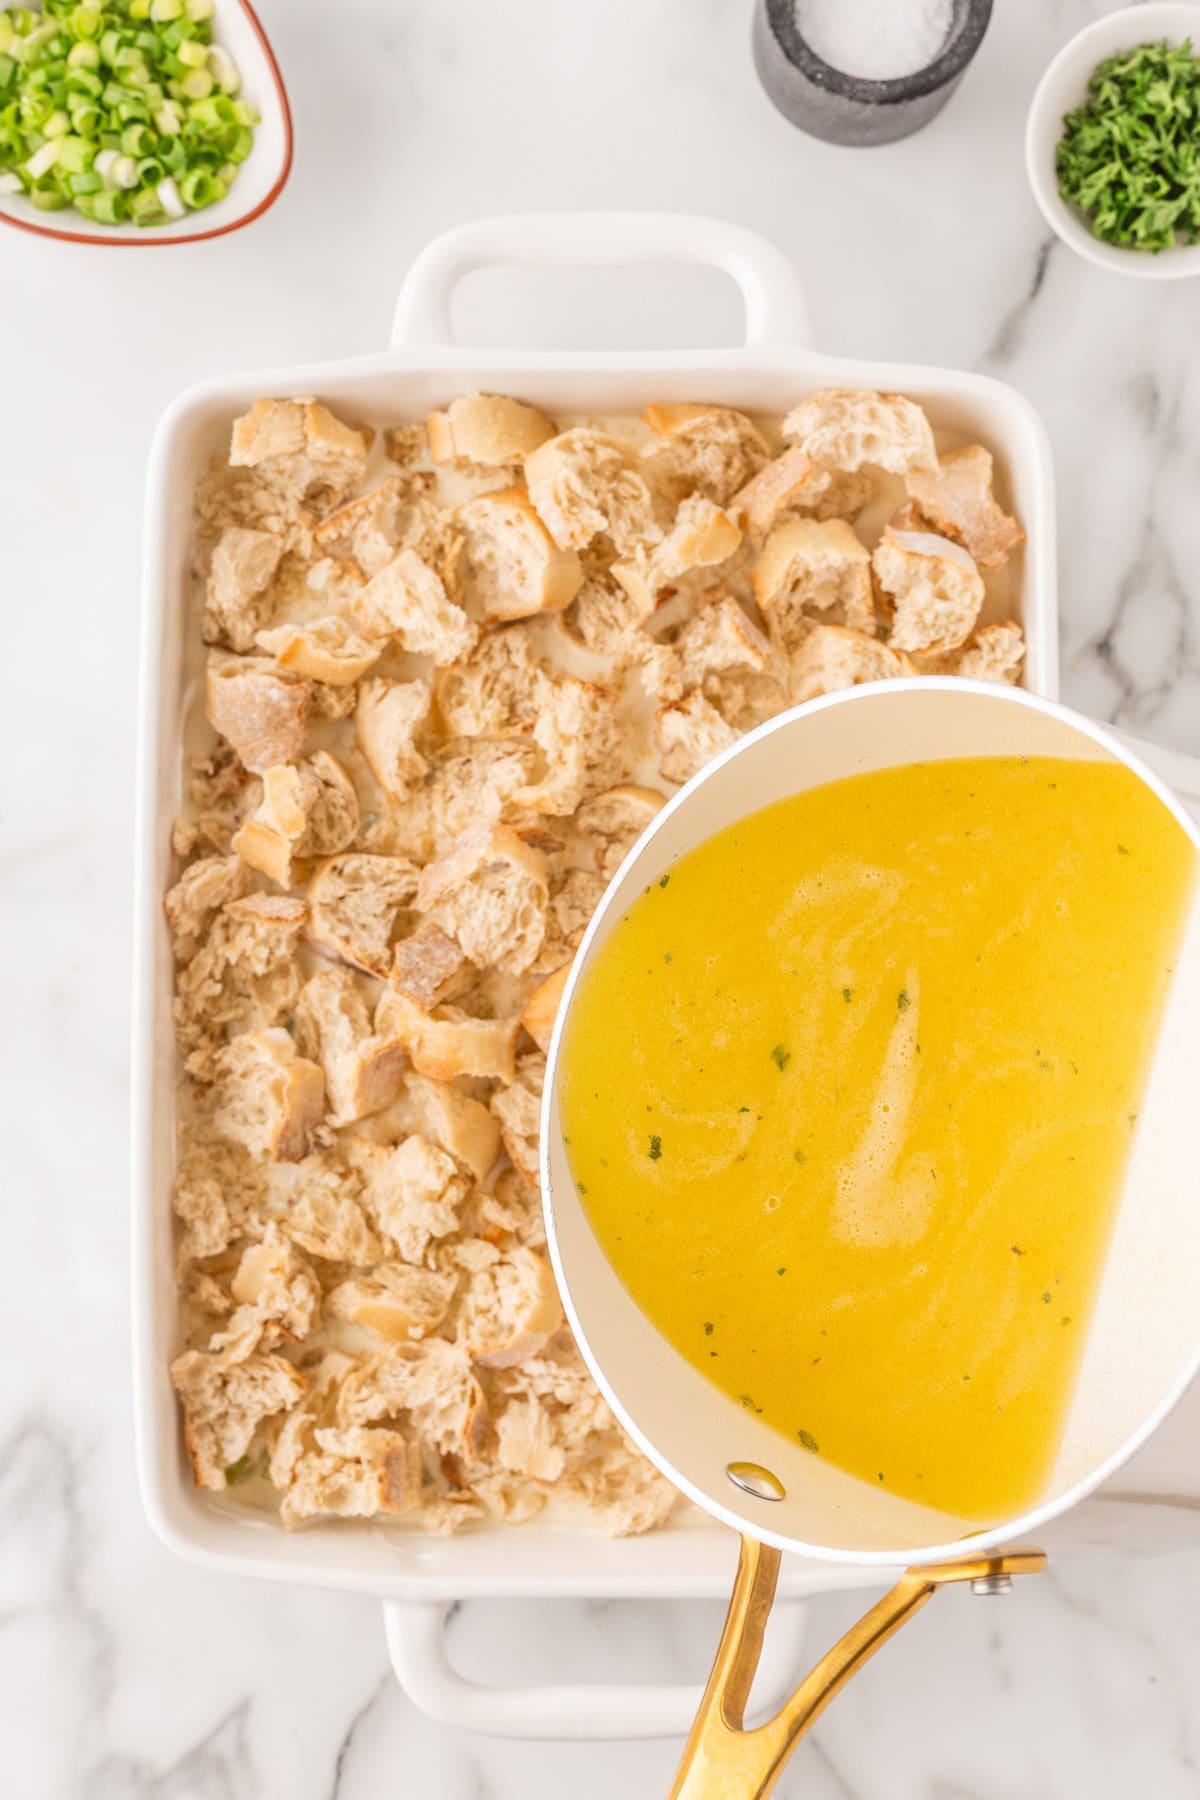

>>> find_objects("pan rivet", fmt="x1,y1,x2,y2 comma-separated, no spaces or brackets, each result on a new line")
726,1461,786,1502
970,1575,1013,1596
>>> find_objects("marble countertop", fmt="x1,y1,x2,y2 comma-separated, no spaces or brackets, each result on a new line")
5,0,1200,1794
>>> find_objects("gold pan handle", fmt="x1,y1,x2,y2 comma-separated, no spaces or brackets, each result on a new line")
669,1535,1046,1800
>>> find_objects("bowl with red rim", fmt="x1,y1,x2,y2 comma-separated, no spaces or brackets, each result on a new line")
0,0,291,246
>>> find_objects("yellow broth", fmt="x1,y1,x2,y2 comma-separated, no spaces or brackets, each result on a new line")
560,757,1195,1521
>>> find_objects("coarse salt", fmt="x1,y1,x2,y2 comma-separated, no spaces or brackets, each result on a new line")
794,0,955,82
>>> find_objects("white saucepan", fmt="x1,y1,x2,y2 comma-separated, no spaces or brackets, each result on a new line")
542,678,1200,1792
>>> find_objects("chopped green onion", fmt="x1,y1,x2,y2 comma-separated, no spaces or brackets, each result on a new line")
0,0,256,226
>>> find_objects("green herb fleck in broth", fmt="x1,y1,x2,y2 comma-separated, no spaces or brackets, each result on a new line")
797,1429,819,1453
770,1044,791,1071
648,1134,662,1160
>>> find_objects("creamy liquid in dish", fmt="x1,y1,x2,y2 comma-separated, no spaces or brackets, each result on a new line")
559,757,1195,1522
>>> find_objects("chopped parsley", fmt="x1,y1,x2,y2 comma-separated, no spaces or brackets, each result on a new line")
842,986,854,1003
225,1448,269,1486
797,1429,819,1453
648,1134,662,1160
770,1043,791,1072
659,873,671,888
1056,40,1200,252
897,989,911,1012
703,1321,714,1335
1042,1291,1053,1304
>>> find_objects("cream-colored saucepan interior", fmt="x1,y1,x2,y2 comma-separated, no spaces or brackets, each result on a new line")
541,680,1200,1798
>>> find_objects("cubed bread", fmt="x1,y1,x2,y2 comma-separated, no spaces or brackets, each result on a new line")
229,397,369,504
525,428,659,553
460,1247,562,1369
559,567,653,661
638,592,772,704
872,526,985,656
455,485,583,621
354,677,431,803
390,923,471,1009
904,446,1025,570
285,1159,382,1264
415,822,548,976
428,394,556,466
312,477,418,578
294,967,408,1127
787,623,916,704
213,1027,326,1162
278,1425,421,1527
346,1133,469,1262
357,548,477,661
326,1264,458,1344
232,751,359,886
164,852,253,960
206,654,310,774
573,784,667,880
170,1335,306,1488
523,676,627,815
336,1338,492,1465
521,962,572,1053
435,624,546,738
256,615,383,686
641,403,770,504
924,620,1026,685
204,527,284,652
383,1075,501,1182
613,493,741,611
229,1224,322,1342
750,517,875,648
375,990,521,1084
783,388,937,475
305,852,420,977
730,445,829,539
173,895,308,1080
654,689,738,786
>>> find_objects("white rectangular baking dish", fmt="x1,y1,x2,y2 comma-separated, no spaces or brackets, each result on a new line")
134,213,1200,1741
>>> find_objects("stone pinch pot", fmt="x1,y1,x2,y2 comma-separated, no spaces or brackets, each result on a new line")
752,0,994,146
541,678,1200,1797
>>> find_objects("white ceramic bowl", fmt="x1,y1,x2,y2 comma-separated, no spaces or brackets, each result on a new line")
0,0,291,247
1025,3,1200,280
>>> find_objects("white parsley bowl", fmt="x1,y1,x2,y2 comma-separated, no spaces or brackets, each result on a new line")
1025,2,1200,281
0,0,291,248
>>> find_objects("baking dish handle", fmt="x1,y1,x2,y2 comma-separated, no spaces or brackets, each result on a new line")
382,1594,810,1740
390,213,811,351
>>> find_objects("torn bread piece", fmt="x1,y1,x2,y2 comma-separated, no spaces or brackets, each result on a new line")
523,677,627,816
294,967,408,1127
455,485,583,622
420,738,548,853
203,527,284,652
255,616,382,687
922,621,1026,685
904,446,1025,571
573,785,667,880
435,625,547,738
354,676,432,802
642,403,770,504
787,623,916,704
170,1334,306,1489
612,493,742,612
357,548,477,661
213,1027,325,1162
460,1247,563,1369
376,990,521,1084
173,894,308,1079
525,428,660,554
783,388,937,476
164,852,253,962
521,963,571,1054
655,689,738,786
379,1075,501,1183
305,852,420,977
490,1052,545,1186
337,1338,492,1465
228,1225,322,1344
229,397,369,505
389,922,470,1009
750,517,875,649
428,394,556,466
638,591,773,704
415,823,548,976
206,655,310,774
326,1264,458,1344
346,1133,469,1263
731,447,874,541
559,566,653,662
232,751,359,886
872,526,985,657
285,1155,381,1265
279,1425,421,1528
